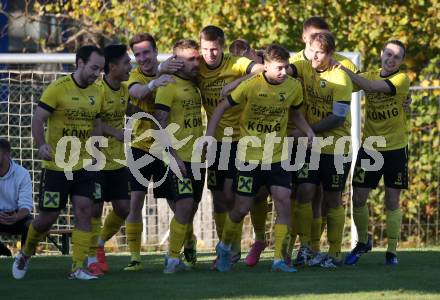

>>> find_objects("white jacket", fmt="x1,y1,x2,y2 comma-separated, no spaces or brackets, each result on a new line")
0,160,33,212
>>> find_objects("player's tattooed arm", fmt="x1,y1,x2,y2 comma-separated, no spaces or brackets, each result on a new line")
220,73,254,98
32,106,52,160
206,98,232,137
102,122,124,142
338,64,395,94
153,108,187,175
129,75,175,100
311,102,350,133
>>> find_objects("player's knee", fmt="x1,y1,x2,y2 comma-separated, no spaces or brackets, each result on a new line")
352,187,370,208
385,191,400,211
297,184,316,203
114,203,130,219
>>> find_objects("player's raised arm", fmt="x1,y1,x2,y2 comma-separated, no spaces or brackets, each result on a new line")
339,65,393,94
129,74,175,100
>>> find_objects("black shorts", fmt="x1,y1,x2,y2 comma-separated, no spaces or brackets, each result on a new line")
38,169,96,212
165,161,205,203
207,141,238,190
128,147,169,198
233,162,291,197
352,146,408,189
295,150,351,191
95,167,130,202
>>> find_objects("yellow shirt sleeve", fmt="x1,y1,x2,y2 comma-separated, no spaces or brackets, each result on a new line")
40,82,59,111
155,83,176,109
332,70,353,102
228,77,250,105
388,72,410,96
231,56,253,75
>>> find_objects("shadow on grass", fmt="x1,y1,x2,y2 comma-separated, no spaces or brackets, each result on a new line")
0,250,439,299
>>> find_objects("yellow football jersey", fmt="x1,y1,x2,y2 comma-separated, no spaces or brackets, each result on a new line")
361,69,410,150
155,75,203,162
198,53,254,141
291,60,353,155
287,50,358,133
97,78,129,170
127,66,156,151
228,72,303,163
38,74,103,171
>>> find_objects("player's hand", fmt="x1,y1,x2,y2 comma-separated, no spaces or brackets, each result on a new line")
38,144,52,161
160,55,184,74
0,212,17,225
196,135,212,153
306,129,315,148
330,59,341,70
114,129,124,143
290,128,304,138
151,74,176,90
403,94,412,113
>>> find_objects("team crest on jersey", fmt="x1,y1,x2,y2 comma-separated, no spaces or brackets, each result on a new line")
120,96,126,104
72,96,79,101
88,96,95,105
279,92,286,102
320,80,327,88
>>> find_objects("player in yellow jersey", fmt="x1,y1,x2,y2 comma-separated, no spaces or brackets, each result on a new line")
340,40,410,266
12,46,105,280
198,26,263,265
123,33,181,271
289,32,353,268
203,44,314,272
84,44,132,276
229,38,274,267
153,39,204,273
288,17,358,267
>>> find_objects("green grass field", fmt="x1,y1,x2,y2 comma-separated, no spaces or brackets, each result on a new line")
1,249,439,300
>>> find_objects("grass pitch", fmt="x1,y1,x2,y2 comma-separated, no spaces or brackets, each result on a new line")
1,249,439,300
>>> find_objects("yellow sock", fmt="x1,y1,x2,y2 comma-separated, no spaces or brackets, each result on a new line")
22,223,46,256
214,212,227,240
353,204,369,244
232,220,244,253
386,208,402,255
310,217,322,252
250,199,268,242
286,199,298,257
72,229,91,271
126,222,143,262
88,217,101,257
327,206,345,260
221,215,240,246
100,210,124,242
169,217,188,259
184,223,195,248
297,202,312,247
274,224,289,260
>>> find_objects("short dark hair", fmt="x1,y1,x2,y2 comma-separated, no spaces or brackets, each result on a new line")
383,40,406,58
0,138,11,152
200,25,225,46
309,32,335,54
263,44,290,62
173,39,199,53
129,33,157,51
229,39,251,56
75,45,103,67
303,16,330,32
104,44,128,74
